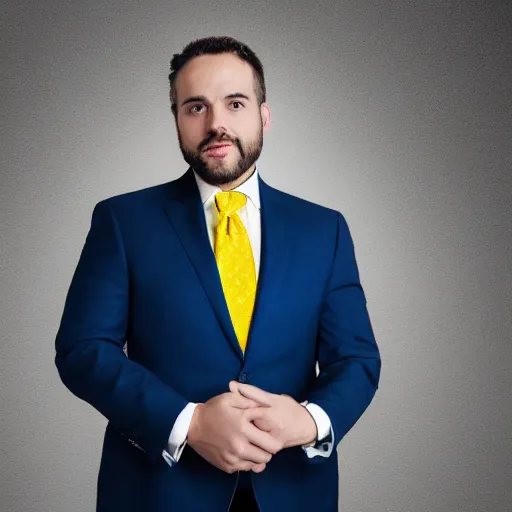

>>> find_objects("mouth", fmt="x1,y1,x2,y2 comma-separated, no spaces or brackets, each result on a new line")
203,143,233,158
204,143,232,150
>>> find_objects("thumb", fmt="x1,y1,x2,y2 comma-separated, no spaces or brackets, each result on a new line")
229,380,240,394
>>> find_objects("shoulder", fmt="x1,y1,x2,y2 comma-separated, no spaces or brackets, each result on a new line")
261,179,343,229
91,170,194,217
87,179,182,227
97,181,172,210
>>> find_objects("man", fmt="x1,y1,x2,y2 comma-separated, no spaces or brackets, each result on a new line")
55,36,381,511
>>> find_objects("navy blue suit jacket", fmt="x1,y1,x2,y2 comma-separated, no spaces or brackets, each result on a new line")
55,168,381,511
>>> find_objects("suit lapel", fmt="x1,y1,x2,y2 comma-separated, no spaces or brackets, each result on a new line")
163,169,243,359
245,177,291,359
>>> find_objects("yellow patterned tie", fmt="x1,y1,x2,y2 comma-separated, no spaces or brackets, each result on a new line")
214,191,257,352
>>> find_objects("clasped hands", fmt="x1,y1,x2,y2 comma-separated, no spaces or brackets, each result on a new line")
186,381,318,474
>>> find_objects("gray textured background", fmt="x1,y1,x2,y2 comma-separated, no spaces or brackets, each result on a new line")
1,1,511,511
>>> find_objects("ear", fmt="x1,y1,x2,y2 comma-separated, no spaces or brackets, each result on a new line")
260,103,271,132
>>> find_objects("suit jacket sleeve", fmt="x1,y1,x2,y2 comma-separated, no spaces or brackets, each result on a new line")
55,200,188,462
305,211,381,460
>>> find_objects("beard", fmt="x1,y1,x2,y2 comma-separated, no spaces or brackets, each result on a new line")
177,124,263,187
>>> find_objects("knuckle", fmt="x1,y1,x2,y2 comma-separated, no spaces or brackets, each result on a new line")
224,453,234,465
232,438,245,457
222,450,237,466
239,461,251,472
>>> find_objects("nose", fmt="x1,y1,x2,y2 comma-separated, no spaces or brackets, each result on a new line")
206,103,228,133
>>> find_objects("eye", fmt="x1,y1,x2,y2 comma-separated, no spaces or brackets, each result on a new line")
189,104,205,114
230,101,244,110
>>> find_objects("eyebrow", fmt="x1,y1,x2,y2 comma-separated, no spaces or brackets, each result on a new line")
181,93,250,107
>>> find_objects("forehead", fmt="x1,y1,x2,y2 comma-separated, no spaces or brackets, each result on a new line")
175,53,255,100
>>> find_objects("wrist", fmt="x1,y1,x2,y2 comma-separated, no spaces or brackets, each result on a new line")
187,403,204,445
299,405,318,447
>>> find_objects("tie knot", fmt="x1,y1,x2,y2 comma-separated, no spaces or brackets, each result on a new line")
215,191,247,216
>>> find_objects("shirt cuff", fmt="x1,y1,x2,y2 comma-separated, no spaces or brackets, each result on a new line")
162,402,197,467
300,401,334,458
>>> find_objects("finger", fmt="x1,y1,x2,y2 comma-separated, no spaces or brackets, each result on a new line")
243,406,274,424
229,392,261,410
237,383,273,407
248,428,282,455
235,460,254,472
239,443,273,465
253,417,274,432
245,407,276,432
245,419,282,454
251,463,266,473
236,461,266,473
229,380,240,394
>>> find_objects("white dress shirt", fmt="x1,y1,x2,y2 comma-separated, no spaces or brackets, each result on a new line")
162,168,334,467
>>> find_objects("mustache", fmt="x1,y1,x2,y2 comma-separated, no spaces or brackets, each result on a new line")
198,132,246,160
199,133,239,151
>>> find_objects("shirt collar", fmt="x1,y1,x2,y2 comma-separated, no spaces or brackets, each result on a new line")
192,167,261,210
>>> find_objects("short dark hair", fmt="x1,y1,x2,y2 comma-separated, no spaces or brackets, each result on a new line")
169,36,266,116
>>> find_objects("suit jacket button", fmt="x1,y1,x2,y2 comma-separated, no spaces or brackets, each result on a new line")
238,372,250,383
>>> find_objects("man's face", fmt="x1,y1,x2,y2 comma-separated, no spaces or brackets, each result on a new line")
174,53,270,188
